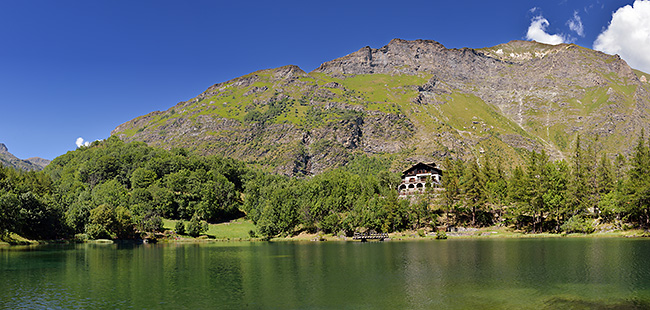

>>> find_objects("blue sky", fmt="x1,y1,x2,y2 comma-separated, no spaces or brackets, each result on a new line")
0,0,646,160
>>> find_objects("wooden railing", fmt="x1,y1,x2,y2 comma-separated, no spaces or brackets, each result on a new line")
352,232,389,241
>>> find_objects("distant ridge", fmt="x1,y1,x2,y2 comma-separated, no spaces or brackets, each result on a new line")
0,143,50,171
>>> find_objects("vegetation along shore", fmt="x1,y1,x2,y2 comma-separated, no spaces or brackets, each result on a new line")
3,129,650,245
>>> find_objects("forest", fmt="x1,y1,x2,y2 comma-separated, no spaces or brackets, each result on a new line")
2,132,650,241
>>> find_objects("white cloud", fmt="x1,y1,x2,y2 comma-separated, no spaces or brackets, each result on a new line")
594,0,650,73
567,11,585,37
75,137,91,148
526,15,568,45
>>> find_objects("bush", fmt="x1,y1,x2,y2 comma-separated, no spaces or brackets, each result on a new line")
138,212,164,233
175,220,186,235
114,206,136,239
186,216,208,237
435,230,447,239
85,223,112,240
561,216,595,234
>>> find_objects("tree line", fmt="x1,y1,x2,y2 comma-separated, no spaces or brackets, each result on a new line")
440,133,647,234
1,137,246,240
2,132,650,241
242,133,650,239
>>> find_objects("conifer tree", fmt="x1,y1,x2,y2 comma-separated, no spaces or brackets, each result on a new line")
526,150,549,233
614,153,627,182
508,151,549,232
596,154,614,197
628,129,649,181
624,130,650,226
442,157,463,225
463,160,486,226
567,135,590,216
481,157,508,213
585,138,599,212
543,160,568,231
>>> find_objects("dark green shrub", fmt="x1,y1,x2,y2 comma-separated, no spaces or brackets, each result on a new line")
175,220,186,235
139,212,164,233
561,216,595,234
85,223,112,240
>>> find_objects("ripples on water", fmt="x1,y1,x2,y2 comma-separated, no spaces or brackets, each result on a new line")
2,239,650,309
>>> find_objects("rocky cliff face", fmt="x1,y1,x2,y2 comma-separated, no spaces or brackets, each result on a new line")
113,39,650,174
0,143,50,171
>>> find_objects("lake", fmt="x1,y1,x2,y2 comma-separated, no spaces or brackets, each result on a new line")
2,238,650,309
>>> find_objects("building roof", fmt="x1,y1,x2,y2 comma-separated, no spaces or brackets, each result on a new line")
402,162,442,177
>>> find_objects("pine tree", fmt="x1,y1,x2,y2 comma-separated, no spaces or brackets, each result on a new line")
629,129,649,181
442,158,463,225
508,166,527,204
463,160,486,226
480,157,496,203
624,130,650,226
508,151,550,232
614,153,627,183
543,160,568,232
526,150,549,233
567,135,590,216
585,138,599,212
596,154,614,197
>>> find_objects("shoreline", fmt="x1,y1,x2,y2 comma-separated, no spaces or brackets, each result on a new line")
3,227,649,247
273,228,650,242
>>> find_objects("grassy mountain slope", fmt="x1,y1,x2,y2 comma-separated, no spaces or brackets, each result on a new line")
113,39,650,174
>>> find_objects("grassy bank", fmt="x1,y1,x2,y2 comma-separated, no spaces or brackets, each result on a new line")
271,225,650,242
162,218,257,240
3,220,648,246
0,232,41,246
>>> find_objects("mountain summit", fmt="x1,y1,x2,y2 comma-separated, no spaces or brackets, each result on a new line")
113,39,650,175
0,143,50,171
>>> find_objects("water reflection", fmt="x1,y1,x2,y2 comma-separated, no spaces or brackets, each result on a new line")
2,239,650,309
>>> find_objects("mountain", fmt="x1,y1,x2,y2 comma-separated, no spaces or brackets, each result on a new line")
112,39,650,175
0,143,50,171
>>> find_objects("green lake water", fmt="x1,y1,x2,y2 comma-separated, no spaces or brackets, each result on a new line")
2,238,650,309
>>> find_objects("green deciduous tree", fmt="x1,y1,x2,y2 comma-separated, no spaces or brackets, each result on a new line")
0,191,19,236
86,204,135,239
92,178,128,208
130,167,157,189
186,214,208,237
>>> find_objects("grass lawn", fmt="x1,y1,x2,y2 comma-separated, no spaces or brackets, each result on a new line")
0,232,39,245
163,218,256,240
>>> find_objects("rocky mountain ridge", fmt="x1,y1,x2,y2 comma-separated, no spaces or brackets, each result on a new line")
0,143,50,171
113,39,650,174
